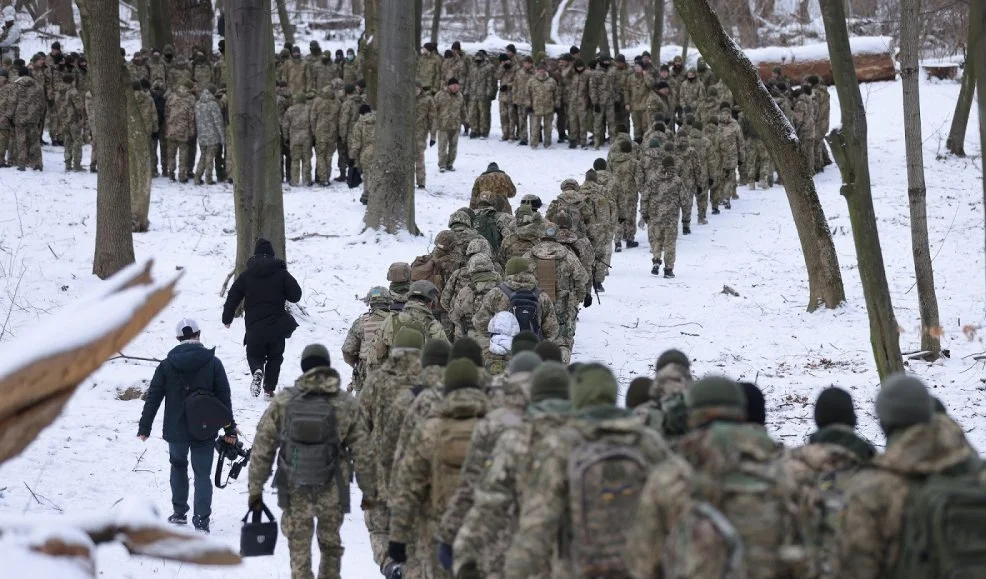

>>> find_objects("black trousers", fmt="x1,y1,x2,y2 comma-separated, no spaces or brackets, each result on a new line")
246,337,285,392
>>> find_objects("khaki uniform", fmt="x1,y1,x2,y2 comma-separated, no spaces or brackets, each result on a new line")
310,86,341,184
472,273,560,345
193,90,224,184
627,73,652,142
434,88,464,169
512,67,534,142
496,61,517,140
469,169,517,211
13,75,45,170
281,57,308,96
643,167,687,270
59,85,85,170
581,179,617,283
608,149,640,244
416,51,443,93
526,72,559,148
414,91,436,187
466,60,496,137
282,98,313,186
340,306,389,393
164,85,196,181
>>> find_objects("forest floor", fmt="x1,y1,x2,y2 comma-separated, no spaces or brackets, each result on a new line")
0,31,983,579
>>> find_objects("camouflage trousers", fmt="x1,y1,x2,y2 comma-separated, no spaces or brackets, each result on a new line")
290,143,312,186
799,129,816,174
630,109,646,142
648,217,678,270
336,139,349,177
194,144,219,183
593,103,616,148
568,105,588,146
590,230,614,283
556,100,568,139
515,105,529,143
14,124,41,169
365,504,390,568
436,129,458,169
63,123,83,170
616,188,639,242
746,138,772,184
694,183,709,222
816,134,831,169
530,112,553,148
281,489,344,579
467,98,492,136
48,100,60,141
406,517,450,579
498,95,516,140
0,125,11,165
415,131,427,187
167,138,190,181
722,167,739,201
314,139,337,184
711,168,732,208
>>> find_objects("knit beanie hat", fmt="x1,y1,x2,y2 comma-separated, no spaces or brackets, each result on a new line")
876,374,932,436
814,387,857,428
300,344,331,373
509,351,543,375
394,327,425,350
686,376,746,411
450,337,484,367
626,377,653,409
505,257,531,276
571,363,619,410
656,349,690,371
254,238,275,257
593,158,607,171
422,339,451,368
444,358,480,393
511,331,540,355
530,361,570,403
534,340,563,363
740,382,766,425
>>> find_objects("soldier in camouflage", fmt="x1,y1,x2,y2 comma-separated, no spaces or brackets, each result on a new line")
373,280,448,365
310,84,341,186
341,286,392,394
414,83,436,189
495,54,517,141
807,75,831,171
715,104,745,210
643,156,687,278
387,261,412,312
526,64,560,149
12,67,44,171
499,205,544,266
349,103,375,196
0,70,12,167
473,257,560,346
435,78,465,172
566,58,591,149
608,139,641,249
447,250,503,342
466,51,496,139
58,73,84,171
581,168,616,291
387,358,491,579
247,345,373,579
416,43,442,96
282,93,313,187
674,136,702,234
470,162,517,211
281,46,308,96
589,56,617,149
193,88,224,185
626,64,653,143
335,84,363,182
792,82,817,176
164,80,196,182
634,349,693,437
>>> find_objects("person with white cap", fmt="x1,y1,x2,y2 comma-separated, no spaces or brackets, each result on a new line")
0,6,20,63
137,317,238,534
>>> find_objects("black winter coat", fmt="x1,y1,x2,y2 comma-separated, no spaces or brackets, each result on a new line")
138,342,234,442
221,255,303,345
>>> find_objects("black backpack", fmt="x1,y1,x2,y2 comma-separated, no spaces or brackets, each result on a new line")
182,370,232,442
500,283,542,340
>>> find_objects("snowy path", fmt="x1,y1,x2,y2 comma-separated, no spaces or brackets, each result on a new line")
0,73,982,577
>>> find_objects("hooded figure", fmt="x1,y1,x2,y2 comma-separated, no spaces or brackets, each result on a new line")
0,6,22,63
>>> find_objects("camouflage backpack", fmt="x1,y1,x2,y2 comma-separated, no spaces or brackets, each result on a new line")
359,310,389,364
566,431,650,578
430,416,479,513
474,210,504,254
890,469,986,579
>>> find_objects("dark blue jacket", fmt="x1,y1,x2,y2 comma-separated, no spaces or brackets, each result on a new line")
138,341,234,442
221,255,302,345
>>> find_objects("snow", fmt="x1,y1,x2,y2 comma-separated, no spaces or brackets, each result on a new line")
745,36,894,64
0,28,983,579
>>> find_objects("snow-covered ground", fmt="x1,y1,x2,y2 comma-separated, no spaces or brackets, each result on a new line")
0,32,983,578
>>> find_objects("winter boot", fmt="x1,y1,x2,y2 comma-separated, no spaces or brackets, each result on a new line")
664,268,675,279
593,281,605,293
625,240,639,249
711,207,720,215
748,182,756,191
518,139,528,146
724,199,732,210
568,141,577,149
650,262,662,276
192,515,210,534
682,224,691,235
698,216,708,225
250,370,263,397
614,240,622,253
168,513,188,526
469,130,479,139
263,390,275,401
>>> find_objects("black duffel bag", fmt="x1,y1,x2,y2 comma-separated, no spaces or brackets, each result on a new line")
240,505,278,557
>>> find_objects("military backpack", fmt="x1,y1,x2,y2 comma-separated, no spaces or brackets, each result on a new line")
499,283,542,340
430,416,479,513
474,211,503,254
891,468,986,579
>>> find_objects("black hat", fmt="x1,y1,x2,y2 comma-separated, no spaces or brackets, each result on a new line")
523,55,534,64
574,58,585,69
560,53,573,62
814,387,857,429
740,382,766,425
512,331,539,355
592,158,607,171
450,337,484,367
534,341,563,363
506,43,517,53
447,77,459,86
498,53,509,62
254,238,274,257
301,344,331,373
444,49,454,58
876,374,933,436
626,377,653,409
52,41,61,50
615,54,626,63
657,349,689,370
451,40,461,51
570,45,580,55
359,103,372,115
655,81,669,91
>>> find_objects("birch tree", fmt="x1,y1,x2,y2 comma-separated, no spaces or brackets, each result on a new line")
820,0,903,379
900,0,941,359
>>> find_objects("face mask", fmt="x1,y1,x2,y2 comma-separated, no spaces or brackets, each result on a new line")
347,55,355,62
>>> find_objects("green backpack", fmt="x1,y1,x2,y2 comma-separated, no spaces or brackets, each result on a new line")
892,470,986,579
474,211,503,254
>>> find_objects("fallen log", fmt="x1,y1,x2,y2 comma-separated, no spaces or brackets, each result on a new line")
748,37,896,84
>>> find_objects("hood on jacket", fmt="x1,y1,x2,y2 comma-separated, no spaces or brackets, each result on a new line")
199,89,214,102
876,414,977,476
383,346,423,376
503,272,537,291
531,241,570,261
679,421,779,475
167,341,216,373
807,424,875,463
527,398,571,417
439,387,489,419
246,254,287,278
489,311,520,356
293,367,342,395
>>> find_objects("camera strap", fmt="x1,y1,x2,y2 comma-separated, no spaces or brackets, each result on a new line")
215,454,230,489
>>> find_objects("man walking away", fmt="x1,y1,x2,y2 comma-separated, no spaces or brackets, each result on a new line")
137,319,238,534
222,238,303,398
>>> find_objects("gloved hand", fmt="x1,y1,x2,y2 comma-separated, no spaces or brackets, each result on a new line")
388,542,408,564
437,543,453,571
583,295,593,308
456,562,481,579
429,139,436,147
248,493,263,512
593,104,601,113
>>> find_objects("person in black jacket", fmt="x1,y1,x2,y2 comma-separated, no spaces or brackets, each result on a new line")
138,318,238,533
222,238,303,398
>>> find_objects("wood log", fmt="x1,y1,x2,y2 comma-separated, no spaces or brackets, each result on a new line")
756,52,896,84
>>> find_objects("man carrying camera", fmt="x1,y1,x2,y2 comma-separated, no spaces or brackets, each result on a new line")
247,344,374,579
138,318,238,534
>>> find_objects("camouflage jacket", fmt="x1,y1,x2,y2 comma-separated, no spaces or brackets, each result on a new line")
512,68,535,107
58,86,85,130
355,348,423,498
447,255,503,339
135,89,158,135
545,190,592,236
164,85,196,140
416,52,443,92
247,367,373,499
581,180,617,242
147,56,167,87
792,93,817,136
567,70,590,111
466,61,497,101
307,58,335,92
678,78,706,111
674,141,702,193
392,365,446,468
348,111,375,168
415,91,437,137
717,116,745,168
373,300,447,364
608,149,639,195
194,90,224,147
504,407,673,579
436,374,530,544
837,415,978,579
341,307,390,379
473,273,560,344
527,73,560,115
310,86,341,144
627,73,652,111
442,57,467,87
499,223,542,266
470,170,517,209
388,387,491,544
166,60,192,90
337,93,363,142
646,90,673,121
13,75,45,126
587,67,615,106
642,168,687,225
280,58,308,95
434,88,465,132
281,100,312,148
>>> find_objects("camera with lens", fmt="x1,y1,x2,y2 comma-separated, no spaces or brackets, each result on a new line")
382,562,403,579
215,435,251,488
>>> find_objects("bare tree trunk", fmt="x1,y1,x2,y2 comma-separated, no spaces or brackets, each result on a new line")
651,0,664,59
127,83,152,232
365,0,419,234
946,0,982,157
351,0,362,15
364,0,379,107
579,0,609,57
274,0,295,46
899,0,941,359
680,26,689,60
820,0,903,380
78,0,136,279
228,0,286,272
53,0,77,36
609,0,619,54
483,0,492,39
137,0,150,49
415,0,423,45
673,0,846,311
619,0,629,50
978,0,986,302
500,0,512,35
148,0,172,49
527,0,547,56
430,0,443,44
169,0,214,54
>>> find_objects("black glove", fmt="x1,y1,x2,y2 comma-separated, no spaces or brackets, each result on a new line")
437,543,453,571
583,295,593,308
429,139,436,147
593,104,601,113
674,105,683,114
248,493,263,512
388,542,407,564
456,562,481,579
525,107,533,115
